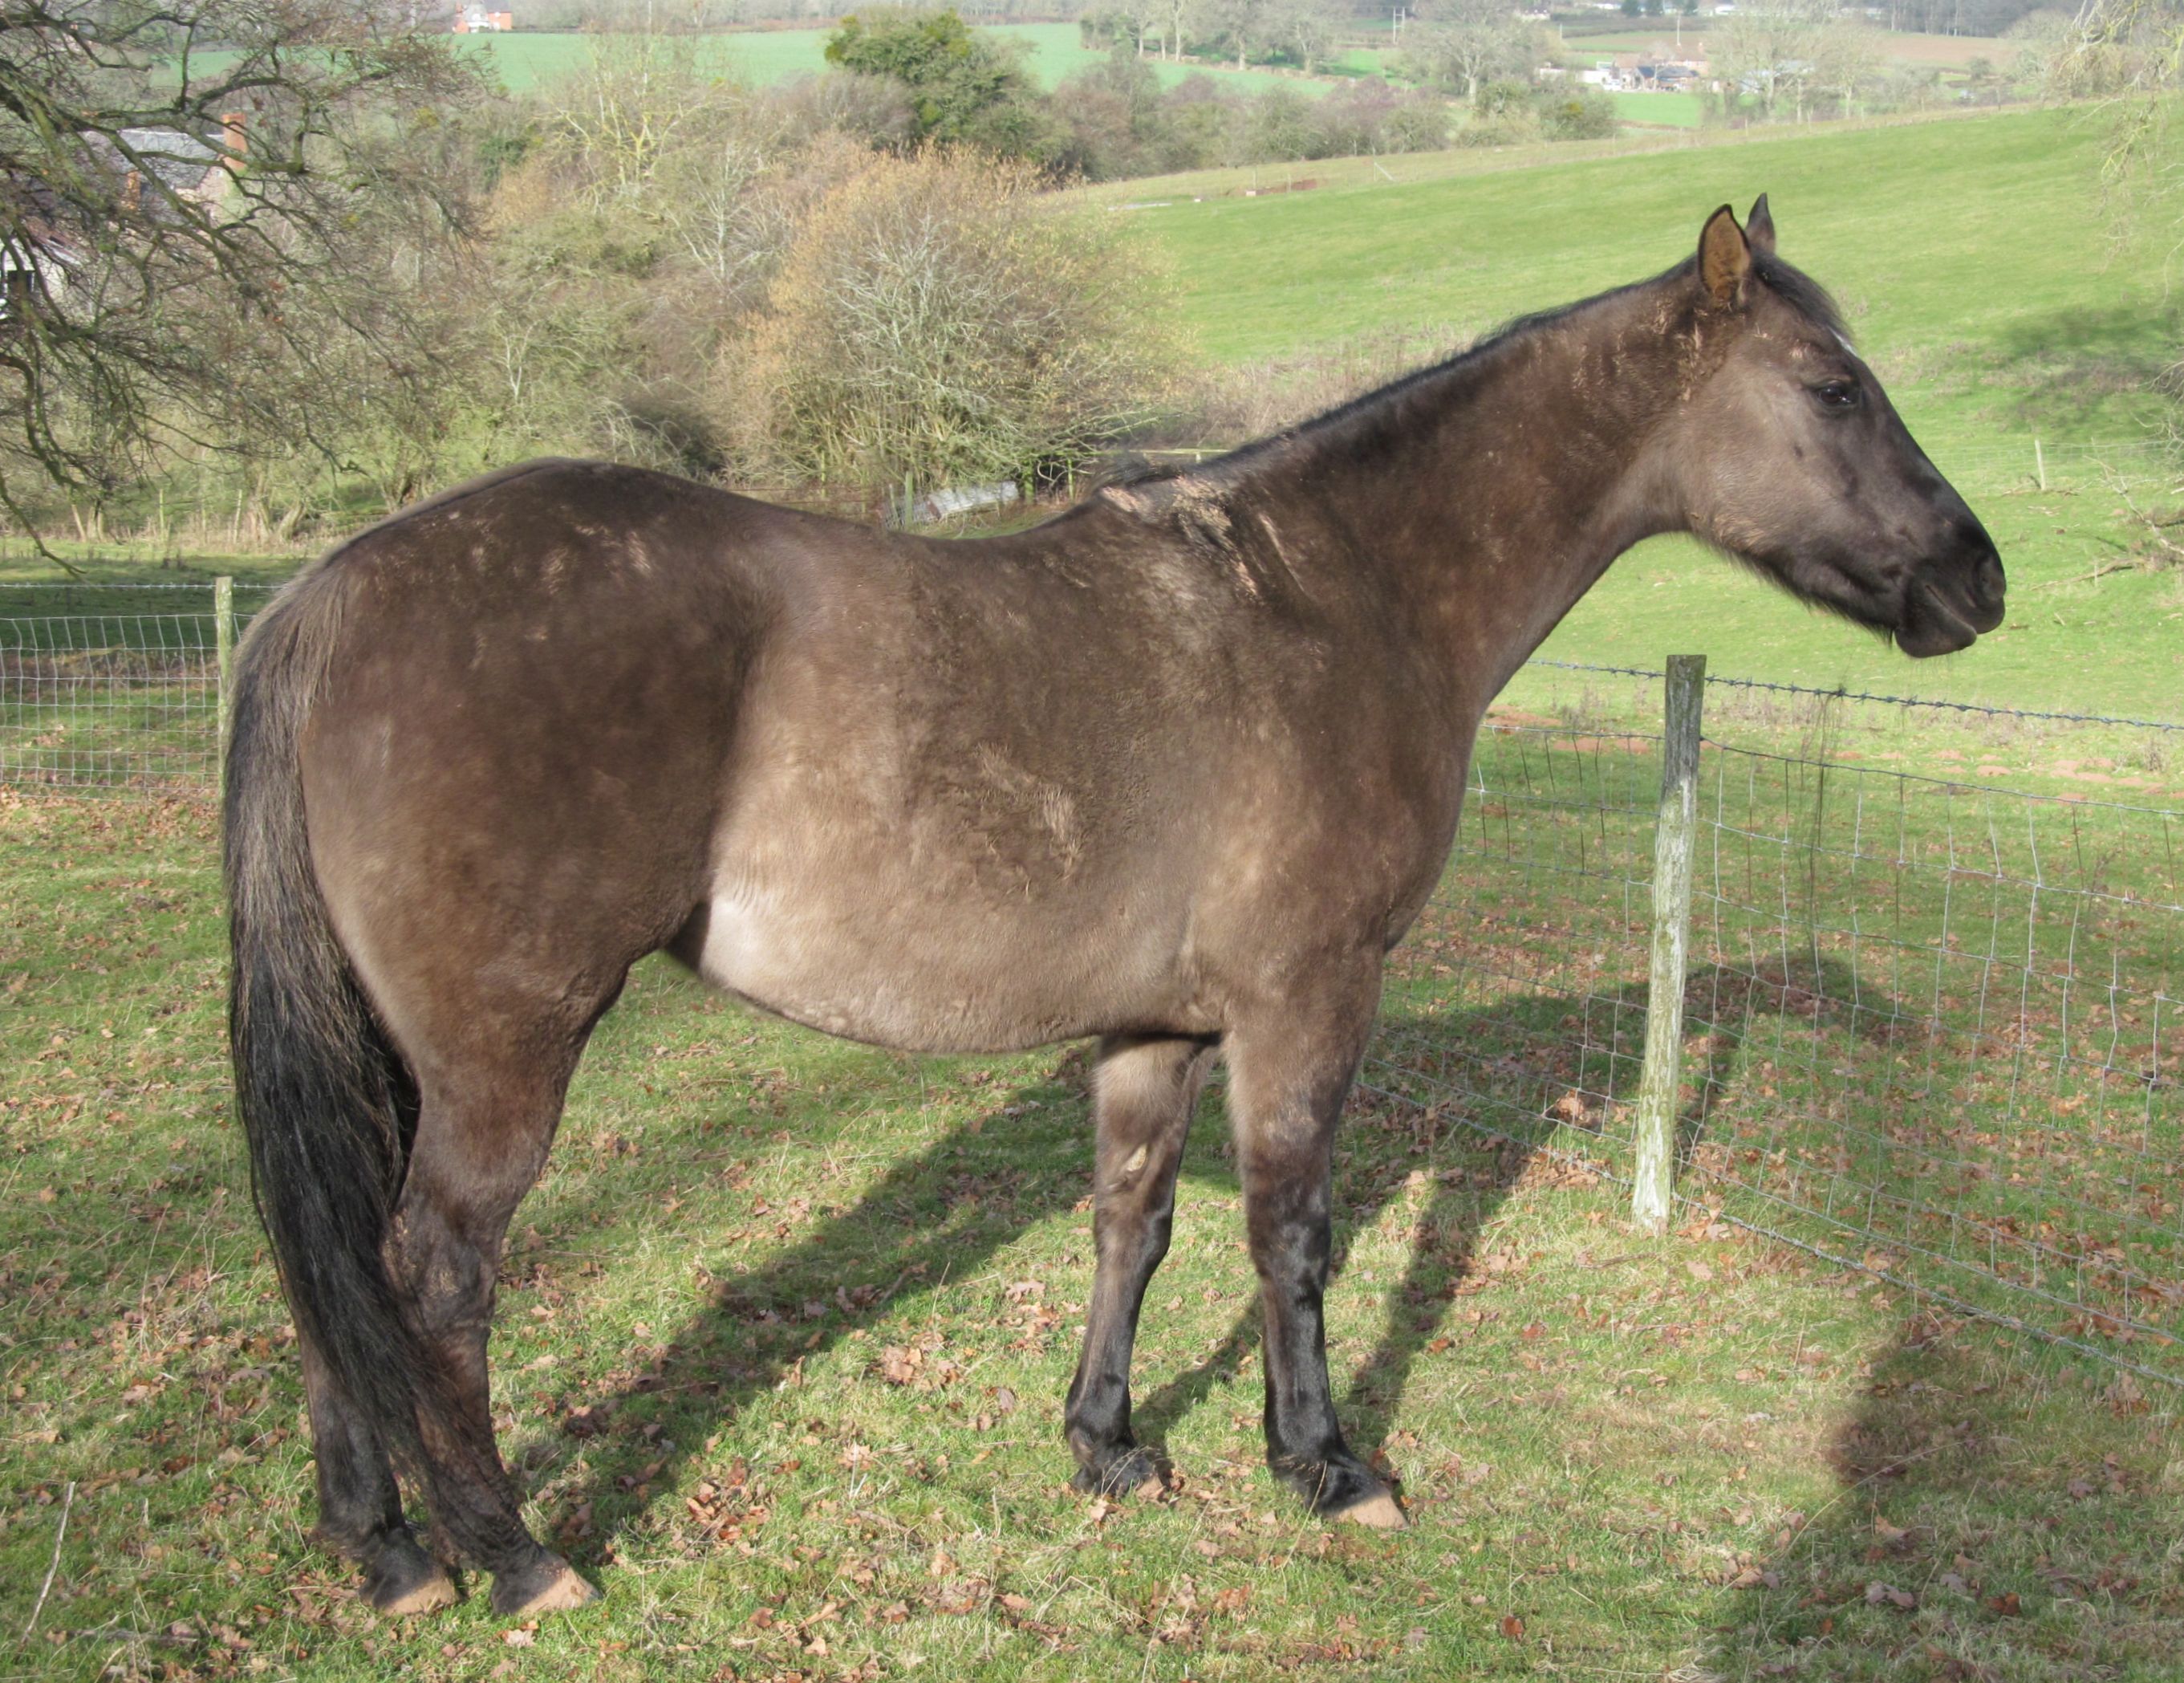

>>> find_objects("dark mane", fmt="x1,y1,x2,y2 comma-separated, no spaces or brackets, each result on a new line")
1102,250,1849,494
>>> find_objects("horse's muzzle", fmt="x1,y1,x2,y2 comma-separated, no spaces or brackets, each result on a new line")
1896,533,2004,658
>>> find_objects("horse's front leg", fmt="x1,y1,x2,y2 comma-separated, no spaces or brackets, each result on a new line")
1065,1034,1217,1497
1227,976,1407,1528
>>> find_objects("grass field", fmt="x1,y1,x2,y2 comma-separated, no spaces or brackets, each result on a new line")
1114,105,2184,723
4,96,2183,1683
2,753,2178,1680
1609,88,1704,126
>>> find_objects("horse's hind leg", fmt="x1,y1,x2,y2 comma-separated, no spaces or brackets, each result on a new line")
1226,982,1406,1529
300,1335,454,1614
1064,1035,1216,1498
389,1051,599,1617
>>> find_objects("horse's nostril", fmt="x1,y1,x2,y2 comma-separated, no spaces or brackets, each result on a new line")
1974,548,2006,609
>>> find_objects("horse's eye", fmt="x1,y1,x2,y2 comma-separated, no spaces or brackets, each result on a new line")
1812,379,1861,411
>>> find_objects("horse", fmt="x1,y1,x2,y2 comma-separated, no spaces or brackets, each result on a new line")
225,198,2004,1617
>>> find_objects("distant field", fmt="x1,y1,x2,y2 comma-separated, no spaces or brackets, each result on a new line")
1608,88,1703,125
461,25,1353,98
1121,105,2183,721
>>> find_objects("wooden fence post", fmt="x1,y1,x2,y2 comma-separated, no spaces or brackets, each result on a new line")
1631,653,1705,1234
214,575,235,800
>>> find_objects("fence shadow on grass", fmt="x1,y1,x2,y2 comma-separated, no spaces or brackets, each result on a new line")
532,958,1874,1569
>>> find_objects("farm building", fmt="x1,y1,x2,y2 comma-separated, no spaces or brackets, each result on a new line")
2,112,243,319
102,115,246,214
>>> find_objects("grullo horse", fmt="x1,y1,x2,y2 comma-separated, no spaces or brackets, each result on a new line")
226,200,2004,1616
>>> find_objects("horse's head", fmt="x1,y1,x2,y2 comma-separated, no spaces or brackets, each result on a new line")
1660,197,2004,657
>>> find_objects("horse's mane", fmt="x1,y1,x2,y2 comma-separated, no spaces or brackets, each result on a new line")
1101,252,1847,495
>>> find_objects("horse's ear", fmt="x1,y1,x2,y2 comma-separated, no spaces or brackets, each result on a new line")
1746,193,1776,255
1699,204,1752,306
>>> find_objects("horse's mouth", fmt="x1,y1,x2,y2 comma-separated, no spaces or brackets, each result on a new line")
1894,555,2005,658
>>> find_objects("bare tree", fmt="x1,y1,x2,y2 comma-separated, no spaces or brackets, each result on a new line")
1188,0,1273,71
1715,0,1834,121
2045,0,2182,209
0,0,479,547
1813,19,1884,119
1400,0,1544,105
1269,0,1344,74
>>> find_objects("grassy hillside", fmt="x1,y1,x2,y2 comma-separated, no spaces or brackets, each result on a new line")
1122,106,2182,721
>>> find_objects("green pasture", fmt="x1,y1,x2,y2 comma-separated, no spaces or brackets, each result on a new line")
6,99,2184,1680
4,759,2182,1680
461,26,1351,99
1121,104,2184,724
1610,87,1704,126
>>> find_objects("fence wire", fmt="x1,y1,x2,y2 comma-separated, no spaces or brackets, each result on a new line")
0,584,276,790
1362,722,1662,1183
1682,746,2183,1382
1363,702,2184,1387
5,591,2182,1382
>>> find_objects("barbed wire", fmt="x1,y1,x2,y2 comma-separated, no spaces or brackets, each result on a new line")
1525,658,2184,735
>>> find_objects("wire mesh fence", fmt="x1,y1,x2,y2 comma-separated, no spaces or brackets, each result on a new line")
1364,678,2184,1388
1682,742,2182,1381
0,582,277,790
3,585,2181,1384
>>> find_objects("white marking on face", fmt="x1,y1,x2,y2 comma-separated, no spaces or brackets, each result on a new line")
1118,1143,1150,1179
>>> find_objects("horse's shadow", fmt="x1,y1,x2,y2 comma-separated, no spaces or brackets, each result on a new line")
517,955,1884,1565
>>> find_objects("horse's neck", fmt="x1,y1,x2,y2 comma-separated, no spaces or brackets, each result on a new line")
1256,285,1684,710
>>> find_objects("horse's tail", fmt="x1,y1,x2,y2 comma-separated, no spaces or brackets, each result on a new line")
224,579,428,1454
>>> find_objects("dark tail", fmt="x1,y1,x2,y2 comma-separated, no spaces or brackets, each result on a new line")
224,583,428,1455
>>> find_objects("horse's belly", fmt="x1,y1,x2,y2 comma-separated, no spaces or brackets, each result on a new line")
684,879,1177,1054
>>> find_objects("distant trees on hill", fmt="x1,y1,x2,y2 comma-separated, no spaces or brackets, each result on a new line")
815,8,1463,179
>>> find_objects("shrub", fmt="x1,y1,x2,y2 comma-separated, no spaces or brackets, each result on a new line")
718,148,1178,492
1382,94,1454,152
824,6,1041,149
1538,86,1618,140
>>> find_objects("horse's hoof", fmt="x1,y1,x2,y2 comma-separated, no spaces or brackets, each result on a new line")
1071,1445,1167,1501
375,1571,460,1616
1334,1490,1408,1530
490,1555,599,1618
359,1532,459,1616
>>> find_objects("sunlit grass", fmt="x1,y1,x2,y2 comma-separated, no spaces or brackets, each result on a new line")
3,787,2181,1680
